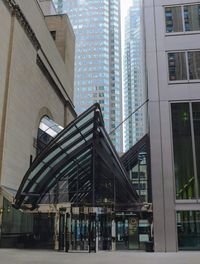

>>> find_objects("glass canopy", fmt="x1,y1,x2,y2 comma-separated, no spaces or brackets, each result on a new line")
14,104,140,210
121,135,151,203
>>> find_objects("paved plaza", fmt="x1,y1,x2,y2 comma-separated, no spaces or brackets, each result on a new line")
0,249,200,264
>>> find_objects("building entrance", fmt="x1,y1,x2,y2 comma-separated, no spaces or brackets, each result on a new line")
58,207,113,252
116,213,139,250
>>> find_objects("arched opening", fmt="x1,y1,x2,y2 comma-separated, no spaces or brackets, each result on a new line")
37,116,63,154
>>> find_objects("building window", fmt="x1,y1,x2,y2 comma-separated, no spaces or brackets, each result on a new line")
177,211,200,250
184,5,200,32
188,51,200,79
50,30,56,40
165,6,183,33
171,102,200,199
37,116,63,154
168,51,200,81
168,52,187,81
165,4,200,33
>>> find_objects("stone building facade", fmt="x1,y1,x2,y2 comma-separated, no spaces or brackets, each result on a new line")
0,0,76,247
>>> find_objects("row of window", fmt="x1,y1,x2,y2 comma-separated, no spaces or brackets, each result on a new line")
77,73,109,79
77,53,109,59
76,79,109,86
77,59,109,66
165,4,200,33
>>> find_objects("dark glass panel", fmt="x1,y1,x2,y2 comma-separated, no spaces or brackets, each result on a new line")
171,103,195,199
192,102,200,197
177,211,200,250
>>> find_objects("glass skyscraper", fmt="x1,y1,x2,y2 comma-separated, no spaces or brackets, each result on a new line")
53,0,122,152
124,0,146,151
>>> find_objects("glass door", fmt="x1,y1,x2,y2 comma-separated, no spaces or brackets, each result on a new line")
89,213,96,252
116,217,129,250
97,213,112,250
128,217,139,250
70,214,90,252
59,213,65,251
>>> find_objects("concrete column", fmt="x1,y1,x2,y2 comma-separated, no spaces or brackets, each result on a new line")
149,101,166,252
160,102,177,252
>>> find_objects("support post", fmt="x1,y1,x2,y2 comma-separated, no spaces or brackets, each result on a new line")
54,210,59,250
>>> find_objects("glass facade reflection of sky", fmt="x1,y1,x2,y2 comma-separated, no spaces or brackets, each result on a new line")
53,0,122,152
124,0,146,151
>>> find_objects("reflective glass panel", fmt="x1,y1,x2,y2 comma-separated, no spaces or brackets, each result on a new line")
165,6,183,33
188,51,200,80
171,103,195,199
177,211,200,250
184,5,200,31
168,52,187,81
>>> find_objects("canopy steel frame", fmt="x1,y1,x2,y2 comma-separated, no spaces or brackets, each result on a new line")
14,104,141,210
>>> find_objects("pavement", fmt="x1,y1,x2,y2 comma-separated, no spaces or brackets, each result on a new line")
0,249,200,264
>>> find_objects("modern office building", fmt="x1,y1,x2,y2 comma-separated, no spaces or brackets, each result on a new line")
124,0,146,152
53,0,123,152
0,0,76,248
144,0,200,251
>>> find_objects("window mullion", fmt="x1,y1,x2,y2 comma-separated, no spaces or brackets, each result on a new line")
181,5,185,32
185,51,190,81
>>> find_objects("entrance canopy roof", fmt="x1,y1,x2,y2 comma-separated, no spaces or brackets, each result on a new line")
121,134,149,171
14,104,140,210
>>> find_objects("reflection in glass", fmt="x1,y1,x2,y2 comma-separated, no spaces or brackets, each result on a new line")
184,5,200,31
192,102,200,198
165,6,183,33
168,53,187,81
171,103,195,199
37,116,63,154
130,151,148,202
188,51,200,80
177,211,200,250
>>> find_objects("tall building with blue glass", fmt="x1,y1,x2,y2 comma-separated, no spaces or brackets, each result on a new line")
124,0,146,151
53,0,122,152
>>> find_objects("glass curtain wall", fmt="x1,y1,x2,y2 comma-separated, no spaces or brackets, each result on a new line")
53,0,122,152
124,0,146,151
171,102,200,200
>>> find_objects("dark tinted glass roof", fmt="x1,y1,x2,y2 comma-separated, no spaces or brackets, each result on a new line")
14,104,140,210
121,134,149,171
